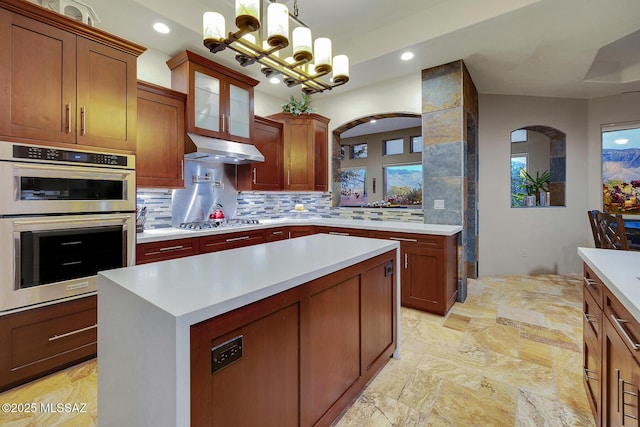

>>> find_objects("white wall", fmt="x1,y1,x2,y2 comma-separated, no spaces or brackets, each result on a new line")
478,95,588,275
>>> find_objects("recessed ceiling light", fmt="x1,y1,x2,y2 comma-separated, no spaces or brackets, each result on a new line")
615,138,629,144
269,77,280,84
370,119,377,123
400,52,414,61
153,22,170,34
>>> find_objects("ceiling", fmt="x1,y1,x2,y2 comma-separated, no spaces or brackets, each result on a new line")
46,0,640,132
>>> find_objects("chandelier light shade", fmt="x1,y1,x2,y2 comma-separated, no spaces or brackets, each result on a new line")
314,37,332,74
292,27,312,62
235,0,260,31
202,0,350,94
267,3,289,47
203,12,225,44
332,55,349,84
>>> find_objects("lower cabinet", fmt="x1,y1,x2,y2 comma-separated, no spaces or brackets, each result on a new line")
136,237,199,264
190,251,396,427
0,296,97,391
583,263,640,427
288,225,315,239
199,230,266,253
373,232,458,315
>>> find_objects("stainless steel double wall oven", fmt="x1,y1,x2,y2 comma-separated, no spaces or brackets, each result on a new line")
0,141,136,312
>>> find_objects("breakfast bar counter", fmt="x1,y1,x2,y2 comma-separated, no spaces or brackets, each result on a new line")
97,234,400,426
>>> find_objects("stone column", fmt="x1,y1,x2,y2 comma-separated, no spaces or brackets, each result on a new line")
422,60,478,302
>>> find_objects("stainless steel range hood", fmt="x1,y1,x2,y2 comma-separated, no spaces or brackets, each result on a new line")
184,133,264,163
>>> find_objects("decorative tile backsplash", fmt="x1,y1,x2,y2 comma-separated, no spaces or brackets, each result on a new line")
136,189,425,229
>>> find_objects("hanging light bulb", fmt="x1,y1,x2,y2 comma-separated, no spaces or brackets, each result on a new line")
314,38,332,74
203,12,225,51
332,55,349,84
267,2,289,47
292,27,312,63
235,0,260,32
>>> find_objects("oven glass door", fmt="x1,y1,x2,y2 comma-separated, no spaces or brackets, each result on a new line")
0,162,135,214
0,213,135,312
19,225,124,289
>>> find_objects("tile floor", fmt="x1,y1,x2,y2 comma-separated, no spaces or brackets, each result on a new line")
0,274,595,426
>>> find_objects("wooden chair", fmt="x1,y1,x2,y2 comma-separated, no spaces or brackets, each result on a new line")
595,211,629,250
587,210,602,248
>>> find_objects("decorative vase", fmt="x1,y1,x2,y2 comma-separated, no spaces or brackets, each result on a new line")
524,195,536,207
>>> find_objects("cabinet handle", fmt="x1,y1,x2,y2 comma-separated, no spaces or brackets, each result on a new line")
80,106,86,135
329,231,350,236
583,368,598,382
287,170,290,186
221,114,225,133
272,231,284,235
582,312,597,323
389,236,418,242
226,236,250,243
66,103,71,133
252,167,257,185
583,277,598,289
372,177,376,194
49,324,97,342
404,253,408,269
181,159,184,181
158,245,185,252
611,314,640,351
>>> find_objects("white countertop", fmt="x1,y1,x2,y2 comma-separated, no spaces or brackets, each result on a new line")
577,247,640,321
101,233,400,325
137,217,462,244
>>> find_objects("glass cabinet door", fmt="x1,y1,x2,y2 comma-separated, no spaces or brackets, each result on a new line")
194,71,220,132
228,84,250,139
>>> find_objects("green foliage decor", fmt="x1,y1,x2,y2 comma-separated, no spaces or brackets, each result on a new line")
519,169,550,196
281,94,315,117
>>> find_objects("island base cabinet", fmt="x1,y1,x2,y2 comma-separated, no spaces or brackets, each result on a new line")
190,251,397,427
191,304,299,427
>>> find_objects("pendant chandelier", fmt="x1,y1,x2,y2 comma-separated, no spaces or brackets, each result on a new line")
203,0,349,94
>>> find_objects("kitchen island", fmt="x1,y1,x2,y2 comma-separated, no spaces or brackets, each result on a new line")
98,233,400,427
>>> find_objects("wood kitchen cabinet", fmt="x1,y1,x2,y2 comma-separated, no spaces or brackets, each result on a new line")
0,296,97,392
268,112,330,192
237,116,283,191
0,1,143,151
199,230,266,253
582,263,640,427
373,231,458,315
265,227,289,242
136,81,186,188
136,237,199,265
167,50,258,145
316,226,372,238
190,250,396,427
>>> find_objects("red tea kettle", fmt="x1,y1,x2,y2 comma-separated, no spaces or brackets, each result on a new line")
209,204,225,220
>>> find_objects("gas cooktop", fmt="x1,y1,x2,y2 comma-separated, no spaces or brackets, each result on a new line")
178,219,260,230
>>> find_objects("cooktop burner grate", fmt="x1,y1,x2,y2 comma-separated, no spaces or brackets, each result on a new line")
178,219,260,230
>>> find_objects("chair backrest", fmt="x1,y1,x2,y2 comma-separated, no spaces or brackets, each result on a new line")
596,211,629,250
587,210,602,248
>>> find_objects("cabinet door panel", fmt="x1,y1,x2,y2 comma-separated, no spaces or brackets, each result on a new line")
403,244,443,310
76,37,136,151
250,117,282,190
208,304,299,427
193,70,221,133
0,11,76,144
361,261,394,372
228,83,250,139
136,84,185,188
305,275,360,426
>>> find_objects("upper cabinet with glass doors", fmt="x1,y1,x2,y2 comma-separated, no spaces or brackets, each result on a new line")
167,50,258,144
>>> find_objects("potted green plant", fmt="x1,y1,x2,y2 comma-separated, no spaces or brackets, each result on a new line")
281,94,315,117
519,169,550,206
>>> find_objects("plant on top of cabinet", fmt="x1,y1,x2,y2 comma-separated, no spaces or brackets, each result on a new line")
281,94,315,117
167,50,259,145
0,0,145,152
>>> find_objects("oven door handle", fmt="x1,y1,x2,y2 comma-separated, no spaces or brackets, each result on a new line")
12,213,134,230
13,163,133,180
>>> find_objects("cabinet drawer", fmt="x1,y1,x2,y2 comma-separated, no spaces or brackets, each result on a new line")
288,225,315,239
583,286,602,348
604,288,640,364
200,231,266,253
136,238,199,264
0,296,97,391
372,231,445,249
583,263,604,309
265,227,288,242
316,227,371,238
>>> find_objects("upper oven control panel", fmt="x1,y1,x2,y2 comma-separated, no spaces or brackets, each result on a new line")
11,145,130,167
